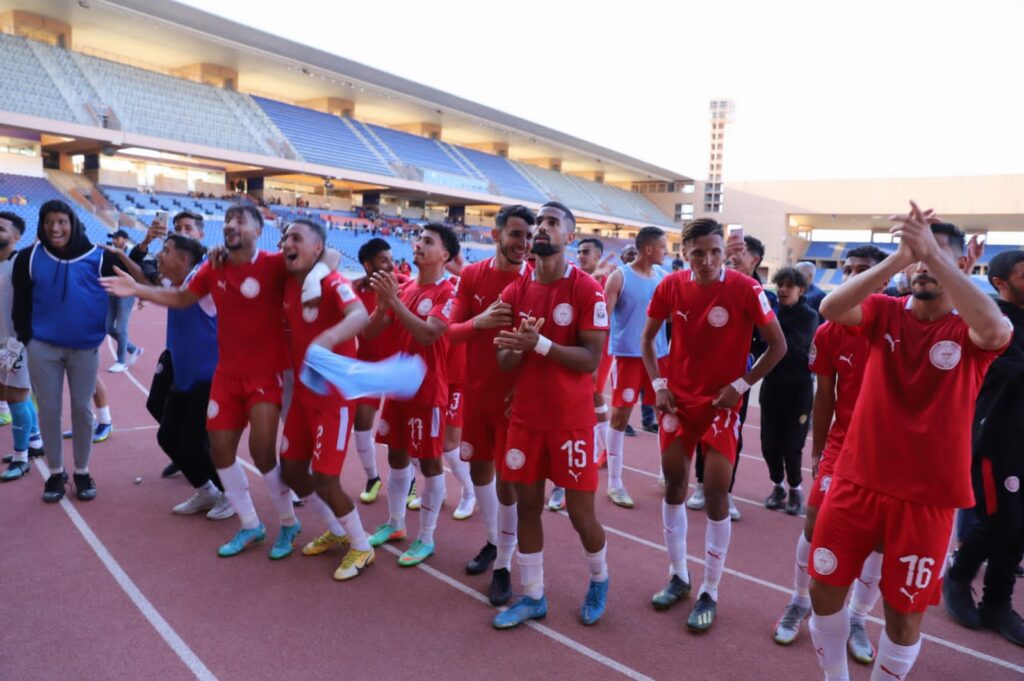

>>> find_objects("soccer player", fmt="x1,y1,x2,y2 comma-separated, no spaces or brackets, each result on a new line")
275,219,376,581
441,275,476,521
102,205,338,558
771,245,888,660
448,204,533,605
808,205,1011,681
603,226,670,508
364,223,460,568
491,201,611,629
642,218,785,632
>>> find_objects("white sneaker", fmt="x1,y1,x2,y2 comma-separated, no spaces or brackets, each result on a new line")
125,347,144,368
728,494,741,521
205,492,236,520
172,486,220,515
686,483,705,510
453,493,476,520
108,362,128,373
547,486,566,511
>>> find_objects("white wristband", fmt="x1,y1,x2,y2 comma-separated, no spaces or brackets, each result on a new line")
534,335,553,356
730,377,751,394
652,377,669,392
301,262,331,303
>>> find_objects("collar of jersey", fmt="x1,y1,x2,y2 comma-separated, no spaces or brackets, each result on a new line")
685,268,726,283
530,262,573,281
490,257,528,275
903,295,958,315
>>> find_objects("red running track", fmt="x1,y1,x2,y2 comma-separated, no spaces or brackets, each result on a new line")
1,303,1020,680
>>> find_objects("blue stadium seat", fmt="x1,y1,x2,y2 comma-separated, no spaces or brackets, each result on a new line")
0,173,111,250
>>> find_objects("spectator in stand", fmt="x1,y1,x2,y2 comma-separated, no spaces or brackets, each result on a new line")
671,258,686,272
796,261,826,321
105,230,143,373
621,245,638,265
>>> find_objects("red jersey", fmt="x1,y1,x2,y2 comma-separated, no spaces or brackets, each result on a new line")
187,250,288,378
809,321,869,459
836,294,1007,508
445,275,467,385
500,264,609,430
283,272,360,405
387,276,455,407
449,258,529,399
648,268,775,409
355,272,409,362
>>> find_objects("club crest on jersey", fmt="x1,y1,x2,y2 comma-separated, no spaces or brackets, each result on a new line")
1006,476,1020,493
622,388,636,403
338,283,356,303
505,448,526,470
416,298,433,316
207,400,220,419
928,340,962,371
661,414,680,433
240,277,260,299
459,442,474,462
553,303,574,326
377,419,390,437
708,306,730,328
594,301,608,327
302,306,319,323
813,547,838,576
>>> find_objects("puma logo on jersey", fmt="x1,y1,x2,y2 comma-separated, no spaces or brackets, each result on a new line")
838,354,853,366
217,280,227,290
568,470,582,483
884,334,900,352
675,310,690,321
473,294,486,305
711,422,722,436
899,587,919,604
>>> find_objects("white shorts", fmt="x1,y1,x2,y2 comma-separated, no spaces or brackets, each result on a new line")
0,340,31,390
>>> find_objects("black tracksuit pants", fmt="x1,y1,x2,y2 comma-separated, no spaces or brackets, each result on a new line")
156,381,221,491
759,375,812,488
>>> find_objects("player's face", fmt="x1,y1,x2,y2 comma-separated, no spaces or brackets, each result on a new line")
910,233,959,301
621,246,637,264
0,218,18,250
413,230,447,267
995,260,1024,307
576,242,600,273
223,212,260,251
363,250,394,277
532,207,572,257
684,234,725,284
777,280,805,307
156,240,186,279
174,217,203,240
42,211,72,251
643,236,669,264
841,256,875,282
727,246,757,276
281,223,324,274
496,217,533,265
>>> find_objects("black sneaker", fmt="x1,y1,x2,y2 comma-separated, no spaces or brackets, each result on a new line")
161,463,181,478
979,603,1024,647
624,424,637,437
942,576,981,629
785,488,803,516
687,592,717,632
4,448,43,463
765,485,786,510
73,472,97,501
489,567,512,606
642,421,659,433
651,574,691,611
43,472,68,503
466,542,497,575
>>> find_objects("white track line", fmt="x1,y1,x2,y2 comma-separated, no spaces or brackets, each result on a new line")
122,363,1022,675
32,461,217,680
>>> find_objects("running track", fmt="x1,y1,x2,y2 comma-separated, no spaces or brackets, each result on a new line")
1,304,1020,680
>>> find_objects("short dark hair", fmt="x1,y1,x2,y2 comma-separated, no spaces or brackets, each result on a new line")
173,210,204,228
671,258,685,270
772,266,807,289
681,218,724,244
635,226,665,250
744,235,766,260
845,244,888,265
423,222,460,262
578,237,604,253
496,204,536,229
931,222,965,255
225,204,263,229
358,237,391,264
987,249,1024,287
165,233,207,268
0,211,26,235
287,218,326,245
540,201,575,228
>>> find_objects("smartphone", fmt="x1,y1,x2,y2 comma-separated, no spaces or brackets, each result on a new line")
154,210,169,235
727,226,744,241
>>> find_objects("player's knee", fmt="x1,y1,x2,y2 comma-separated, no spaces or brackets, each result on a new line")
279,461,304,489
809,578,847,614
420,458,443,477
883,613,922,645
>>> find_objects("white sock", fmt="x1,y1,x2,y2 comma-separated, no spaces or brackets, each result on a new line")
262,465,298,526
74,466,89,475
793,532,812,607
49,465,64,476
218,462,260,530
442,446,474,501
585,543,608,582
700,517,731,601
518,550,544,599
496,502,518,571
12,450,27,463
606,427,626,491
386,464,412,530
339,508,371,551
810,609,851,681
0,400,10,416
200,480,217,494
29,432,43,447
849,551,884,624
662,501,690,583
304,493,345,536
418,474,446,545
475,480,499,545
870,630,920,681
596,420,610,454
96,406,111,426
354,429,378,480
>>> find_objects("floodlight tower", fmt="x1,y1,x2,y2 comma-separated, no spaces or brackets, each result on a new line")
704,98,734,213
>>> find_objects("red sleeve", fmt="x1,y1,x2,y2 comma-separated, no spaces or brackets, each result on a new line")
449,266,474,324
428,283,454,327
809,323,836,375
576,274,609,332
747,282,776,326
187,260,212,297
852,293,889,337
326,276,359,316
647,277,673,321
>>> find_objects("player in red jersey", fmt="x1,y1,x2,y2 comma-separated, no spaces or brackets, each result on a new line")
363,223,460,568
642,218,785,632
491,202,611,630
439,273,477,521
447,204,534,606
772,245,888,659
808,204,1012,681
273,220,376,581
102,206,339,558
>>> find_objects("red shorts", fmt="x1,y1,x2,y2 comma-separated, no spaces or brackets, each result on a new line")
207,371,283,431
810,476,955,614
658,399,743,465
503,423,598,491
461,395,509,470
807,448,838,510
355,395,383,410
595,351,612,395
610,356,657,408
281,399,353,476
376,400,444,459
445,384,464,429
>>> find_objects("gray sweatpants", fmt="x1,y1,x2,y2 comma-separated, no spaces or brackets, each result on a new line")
27,340,99,473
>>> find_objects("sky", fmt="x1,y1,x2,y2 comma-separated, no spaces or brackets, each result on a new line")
178,0,1024,182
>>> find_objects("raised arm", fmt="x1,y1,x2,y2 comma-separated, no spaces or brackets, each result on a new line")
810,372,836,478
603,268,624,316
820,249,911,327
312,300,370,349
100,267,198,309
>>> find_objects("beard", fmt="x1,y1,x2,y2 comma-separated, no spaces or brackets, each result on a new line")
0,238,10,251
498,242,523,264
531,241,559,257
911,289,940,300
